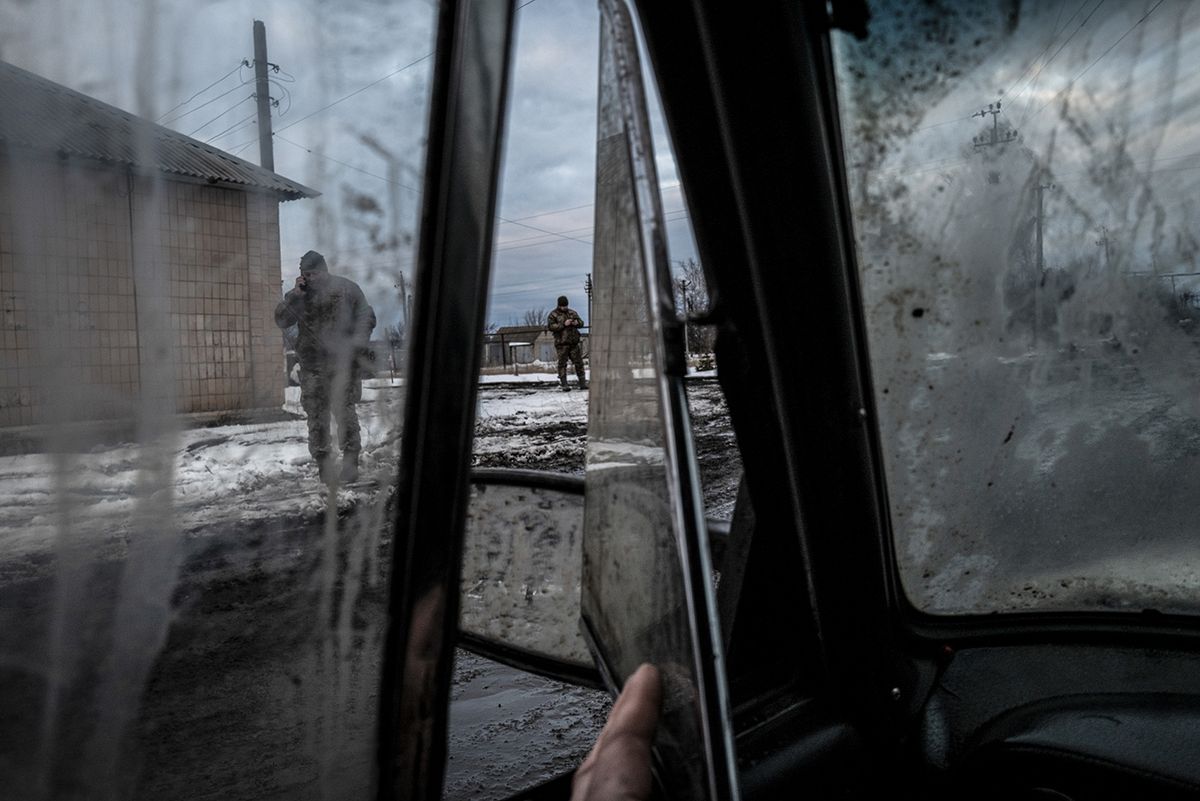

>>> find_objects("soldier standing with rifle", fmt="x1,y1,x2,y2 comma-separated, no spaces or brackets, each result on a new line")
547,295,588,392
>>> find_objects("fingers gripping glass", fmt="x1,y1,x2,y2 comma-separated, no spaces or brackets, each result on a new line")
580,1,740,799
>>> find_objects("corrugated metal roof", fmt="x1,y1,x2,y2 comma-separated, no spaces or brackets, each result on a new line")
494,325,550,335
0,60,318,201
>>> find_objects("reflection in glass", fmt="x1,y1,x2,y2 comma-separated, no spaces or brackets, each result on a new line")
834,1,1200,615
0,2,432,798
581,2,737,800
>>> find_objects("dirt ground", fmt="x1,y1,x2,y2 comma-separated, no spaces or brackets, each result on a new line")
0,378,738,801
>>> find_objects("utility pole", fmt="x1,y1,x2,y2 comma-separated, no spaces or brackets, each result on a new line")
678,278,691,367
397,273,409,326
361,132,415,333
584,273,593,330
1035,176,1053,275
252,20,275,171
971,101,1018,149
1028,176,1054,348
1096,226,1111,273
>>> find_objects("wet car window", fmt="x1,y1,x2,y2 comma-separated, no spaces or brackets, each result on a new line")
832,0,1200,615
0,2,431,797
448,2,609,797
581,1,738,798
450,1,742,798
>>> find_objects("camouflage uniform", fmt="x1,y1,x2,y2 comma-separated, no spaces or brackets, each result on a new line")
275,272,376,470
547,305,587,389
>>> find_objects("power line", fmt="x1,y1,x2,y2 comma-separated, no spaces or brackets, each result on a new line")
992,0,1073,105
498,221,597,247
267,0,539,136
498,180,681,223
276,128,686,241
187,96,254,138
487,269,603,299
493,210,691,253
342,207,692,272
1026,0,1164,124
910,2,1093,139
157,61,246,122
268,79,293,118
205,115,259,144
912,115,974,134
503,201,594,222
231,138,258,157
495,208,690,250
500,216,592,246
1008,0,1100,122
276,133,420,189
275,53,434,135
275,133,594,247
162,79,254,127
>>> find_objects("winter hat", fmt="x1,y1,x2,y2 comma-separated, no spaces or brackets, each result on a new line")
557,295,569,307
300,250,328,272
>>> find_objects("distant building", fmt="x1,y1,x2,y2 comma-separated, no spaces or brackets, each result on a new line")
0,60,317,428
483,324,590,369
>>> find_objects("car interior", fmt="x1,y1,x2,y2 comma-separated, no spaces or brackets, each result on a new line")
390,0,1200,799
3,0,1198,798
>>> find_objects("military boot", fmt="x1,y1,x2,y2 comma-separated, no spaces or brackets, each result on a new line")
316,453,335,484
559,377,571,392
339,455,360,484
577,373,588,390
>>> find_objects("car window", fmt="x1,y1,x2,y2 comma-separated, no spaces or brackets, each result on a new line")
581,1,738,799
0,2,432,797
448,1,743,798
832,0,1200,616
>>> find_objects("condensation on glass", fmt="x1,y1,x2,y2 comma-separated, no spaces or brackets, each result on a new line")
832,1,1200,615
460,482,591,665
0,2,432,798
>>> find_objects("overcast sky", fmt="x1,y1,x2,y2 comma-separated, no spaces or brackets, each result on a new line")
5,1,1198,329
0,0,697,329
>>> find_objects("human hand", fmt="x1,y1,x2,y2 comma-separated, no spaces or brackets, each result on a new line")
295,275,307,291
571,664,661,801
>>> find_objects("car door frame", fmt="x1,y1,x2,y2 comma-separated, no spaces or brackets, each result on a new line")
379,0,908,798
632,0,904,752
373,1,519,799
636,0,1200,787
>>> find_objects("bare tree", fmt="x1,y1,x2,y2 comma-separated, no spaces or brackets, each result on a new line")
522,307,550,327
673,258,715,354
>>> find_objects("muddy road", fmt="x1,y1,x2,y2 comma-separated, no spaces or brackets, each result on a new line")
0,378,738,801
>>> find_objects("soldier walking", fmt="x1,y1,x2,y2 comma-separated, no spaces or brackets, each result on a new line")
547,295,587,392
275,250,376,483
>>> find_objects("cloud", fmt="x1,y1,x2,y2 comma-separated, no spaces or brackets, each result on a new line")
0,0,699,329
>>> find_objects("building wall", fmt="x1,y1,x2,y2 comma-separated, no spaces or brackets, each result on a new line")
0,157,285,427
0,159,140,427
245,192,283,409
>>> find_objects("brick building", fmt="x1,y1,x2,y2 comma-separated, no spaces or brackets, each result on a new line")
0,61,316,428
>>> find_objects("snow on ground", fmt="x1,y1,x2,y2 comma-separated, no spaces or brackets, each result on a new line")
0,376,610,560
0,373,734,565
472,385,590,474
0,365,732,801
